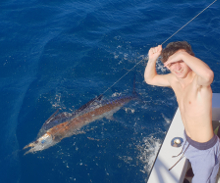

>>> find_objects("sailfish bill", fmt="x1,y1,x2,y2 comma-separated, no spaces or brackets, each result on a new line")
23,92,137,155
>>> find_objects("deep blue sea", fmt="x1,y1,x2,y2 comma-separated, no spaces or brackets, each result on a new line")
0,0,219,182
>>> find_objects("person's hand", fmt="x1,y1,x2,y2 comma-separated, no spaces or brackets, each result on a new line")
148,45,162,61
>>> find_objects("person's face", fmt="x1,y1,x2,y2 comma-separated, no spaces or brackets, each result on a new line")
164,50,191,78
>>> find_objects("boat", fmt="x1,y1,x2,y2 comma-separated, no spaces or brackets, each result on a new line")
147,93,220,183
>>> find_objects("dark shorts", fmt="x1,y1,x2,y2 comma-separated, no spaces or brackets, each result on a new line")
183,132,220,183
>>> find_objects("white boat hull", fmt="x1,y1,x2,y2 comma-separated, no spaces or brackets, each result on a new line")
147,93,220,183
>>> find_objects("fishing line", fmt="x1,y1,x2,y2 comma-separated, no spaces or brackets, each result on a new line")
23,0,217,154
161,0,217,45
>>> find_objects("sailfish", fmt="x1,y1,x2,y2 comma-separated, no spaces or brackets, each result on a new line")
23,89,138,155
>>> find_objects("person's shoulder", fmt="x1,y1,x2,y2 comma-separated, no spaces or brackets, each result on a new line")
166,73,180,89
162,73,176,88
166,73,176,83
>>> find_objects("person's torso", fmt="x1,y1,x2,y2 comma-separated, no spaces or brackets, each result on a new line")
170,73,213,142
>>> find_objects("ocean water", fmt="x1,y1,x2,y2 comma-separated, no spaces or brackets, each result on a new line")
0,0,219,182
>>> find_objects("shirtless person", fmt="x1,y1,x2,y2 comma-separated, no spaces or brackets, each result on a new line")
144,41,220,183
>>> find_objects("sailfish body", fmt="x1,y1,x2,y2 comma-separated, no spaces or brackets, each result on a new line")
23,93,137,155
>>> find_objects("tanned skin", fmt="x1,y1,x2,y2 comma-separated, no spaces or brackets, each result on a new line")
144,45,214,143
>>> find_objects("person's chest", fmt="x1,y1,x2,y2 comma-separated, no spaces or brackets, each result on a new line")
172,81,198,115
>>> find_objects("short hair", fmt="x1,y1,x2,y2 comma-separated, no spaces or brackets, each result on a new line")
160,41,195,63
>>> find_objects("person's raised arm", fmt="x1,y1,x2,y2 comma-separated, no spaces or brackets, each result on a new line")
144,45,171,87
164,51,214,86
